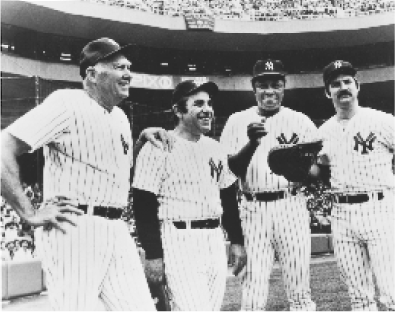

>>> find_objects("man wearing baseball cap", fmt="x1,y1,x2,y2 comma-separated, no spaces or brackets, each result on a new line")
1,37,172,310
220,59,318,310
316,60,395,310
133,80,246,310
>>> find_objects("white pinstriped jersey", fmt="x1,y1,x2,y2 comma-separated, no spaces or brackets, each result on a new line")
220,106,317,192
6,89,133,207
133,133,236,221
318,107,395,193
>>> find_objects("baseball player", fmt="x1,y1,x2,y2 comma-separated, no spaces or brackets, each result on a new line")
220,59,317,311
132,80,247,310
315,60,395,310
1,38,171,310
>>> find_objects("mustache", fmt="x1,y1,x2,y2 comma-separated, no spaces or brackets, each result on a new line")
338,90,352,98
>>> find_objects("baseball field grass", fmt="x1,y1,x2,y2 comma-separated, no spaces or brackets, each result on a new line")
221,261,386,311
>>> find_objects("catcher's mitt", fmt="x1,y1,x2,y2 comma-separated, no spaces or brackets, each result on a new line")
267,140,323,183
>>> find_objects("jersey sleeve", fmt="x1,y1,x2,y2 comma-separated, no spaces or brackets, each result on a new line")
5,90,73,152
379,112,395,153
132,142,167,195
299,114,319,142
220,114,239,156
316,121,332,164
219,151,237,189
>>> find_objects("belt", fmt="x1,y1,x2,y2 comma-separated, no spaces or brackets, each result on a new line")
78,205,123,220
244,191,286,202
173,218,220,229
337,192,384,204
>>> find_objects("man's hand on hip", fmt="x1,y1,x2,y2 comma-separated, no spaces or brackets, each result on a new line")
25,196,83,234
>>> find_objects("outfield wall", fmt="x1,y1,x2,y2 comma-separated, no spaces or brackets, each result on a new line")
2,234,334,301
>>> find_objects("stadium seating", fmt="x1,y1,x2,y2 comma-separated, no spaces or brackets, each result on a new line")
82,0,395,21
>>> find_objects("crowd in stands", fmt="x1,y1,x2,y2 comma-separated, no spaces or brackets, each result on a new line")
83,0,395,21
1,183,41,262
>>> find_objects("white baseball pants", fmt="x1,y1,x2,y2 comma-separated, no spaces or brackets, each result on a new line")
35,215,155,311
161,221,228,311
331,192,395,311
240,195,316,311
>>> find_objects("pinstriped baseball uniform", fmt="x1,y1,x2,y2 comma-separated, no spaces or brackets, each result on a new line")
220,106,317,311
133,133,236,310
318,107,395,311
5,89,155,311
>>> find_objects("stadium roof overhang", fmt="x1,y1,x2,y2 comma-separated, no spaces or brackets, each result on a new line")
1,0,394,52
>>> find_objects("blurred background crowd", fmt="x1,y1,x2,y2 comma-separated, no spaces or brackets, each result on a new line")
1,183,41,262
83,0,395,21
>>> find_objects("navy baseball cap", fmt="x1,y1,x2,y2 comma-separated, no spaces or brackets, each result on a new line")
80,38,132,78
252,59,286,84
323,60,356,87
172,80,219,105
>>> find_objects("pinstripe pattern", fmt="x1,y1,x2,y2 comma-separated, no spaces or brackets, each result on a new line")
133,133,235,310
7,89,133,207
331,193,395,311
318,107,395,193
35,215,155,310
133,134,236,221
7,89,154,311
161,222,228,311
220,107,317,192
319,107,395,311
240,195,314,311
220,106,317,310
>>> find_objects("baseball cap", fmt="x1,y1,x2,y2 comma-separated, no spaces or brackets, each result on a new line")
252,59,286,84
80,37,132,78
171,80,219,105
323,60,356,86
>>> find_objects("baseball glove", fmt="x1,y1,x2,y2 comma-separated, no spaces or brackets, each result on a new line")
267,140,323,183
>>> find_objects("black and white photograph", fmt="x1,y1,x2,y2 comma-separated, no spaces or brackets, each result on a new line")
1,0,394,310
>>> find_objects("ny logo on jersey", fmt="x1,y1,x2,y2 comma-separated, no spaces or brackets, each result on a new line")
120,134,129,155
277,133,299,145
353,132,376,154
265,61,274,71
209,158,223,182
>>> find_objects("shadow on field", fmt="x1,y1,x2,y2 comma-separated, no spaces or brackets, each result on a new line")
221,261,386,311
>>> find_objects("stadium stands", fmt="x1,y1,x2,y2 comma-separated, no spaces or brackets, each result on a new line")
82,0,395,21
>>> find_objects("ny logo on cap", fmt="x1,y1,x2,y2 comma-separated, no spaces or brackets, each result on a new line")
265,61,274,71
334,61,342,69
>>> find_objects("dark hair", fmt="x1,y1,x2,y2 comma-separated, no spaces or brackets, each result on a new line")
325,76,358,95
173,97,188,124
